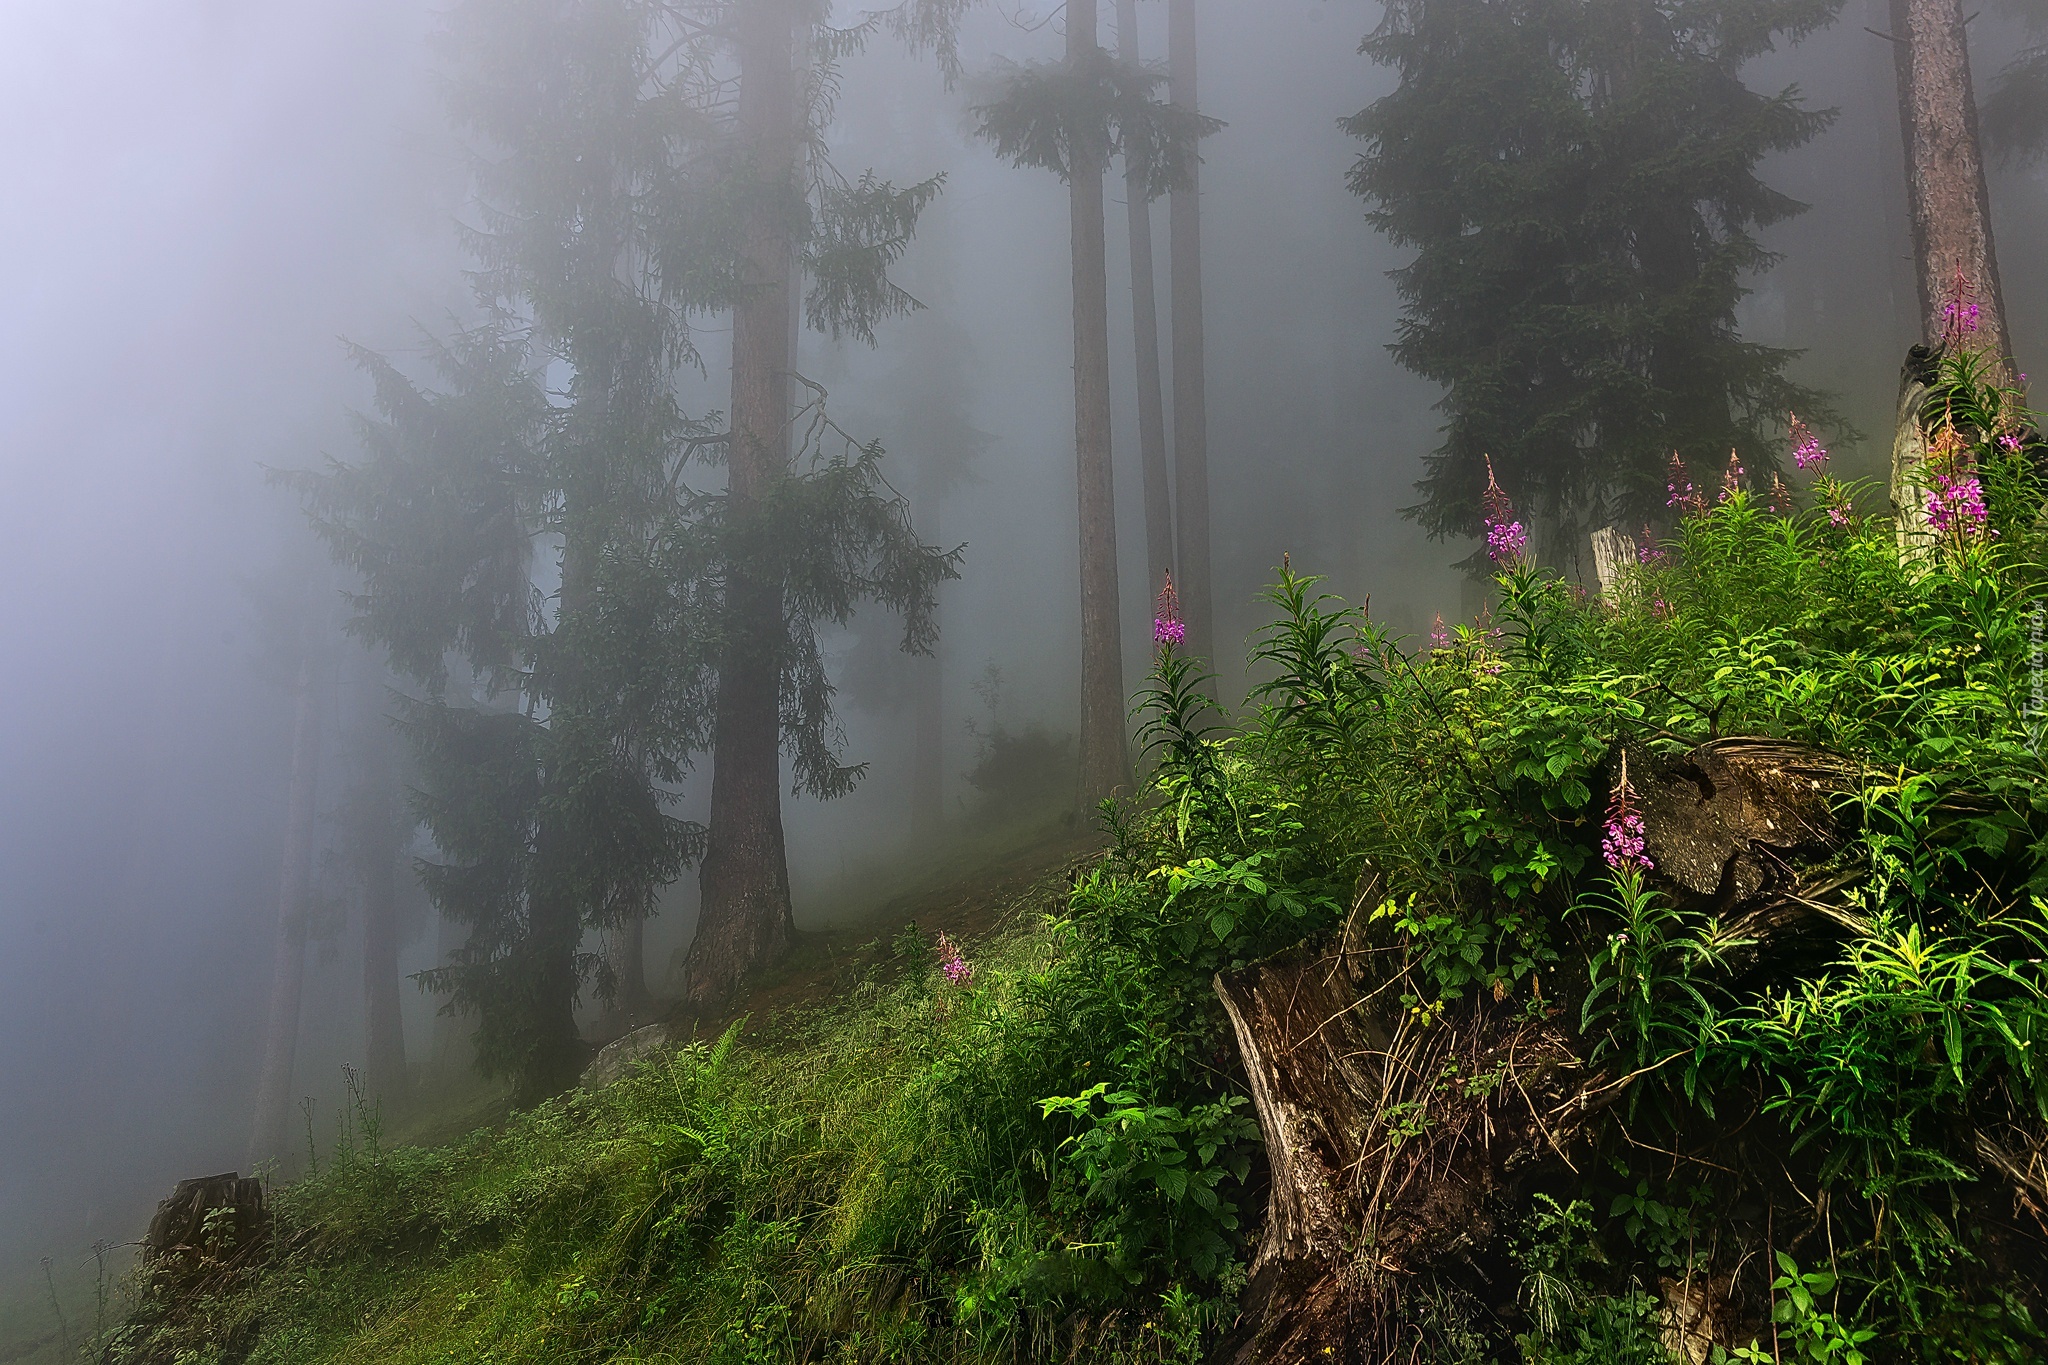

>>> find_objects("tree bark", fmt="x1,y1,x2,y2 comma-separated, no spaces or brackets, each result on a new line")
1118,0,1175,597
1890,0,2010,358
247,640,324,1170
604,917,651,1029
1891,344,1941,555
685,0,799,1007
1070,0,1130,806
1168,0,1215,672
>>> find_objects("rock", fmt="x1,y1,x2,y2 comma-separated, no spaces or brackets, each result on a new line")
580,1021,673,1090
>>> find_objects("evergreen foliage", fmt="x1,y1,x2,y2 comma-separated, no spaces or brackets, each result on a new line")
285,0,959,1101
1347,0,1847,553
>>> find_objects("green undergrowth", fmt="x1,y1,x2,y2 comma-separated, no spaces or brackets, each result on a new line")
134,896,1259,1365
112,350,2048,1362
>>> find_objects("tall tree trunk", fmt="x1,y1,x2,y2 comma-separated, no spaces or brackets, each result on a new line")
1070,0,1129,806
1890,0,2010,358
350,652,408,1110
247,641,324,1169
911,489,946,838
358,704,408,1112
1118,0,1175,594
604,919,650,1030
1168,0,1215,671
685,0,799,1007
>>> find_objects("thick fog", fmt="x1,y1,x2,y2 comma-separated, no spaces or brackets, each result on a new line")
1,0,2041,1294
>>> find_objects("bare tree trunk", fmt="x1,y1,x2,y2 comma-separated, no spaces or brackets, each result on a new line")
604,919,650,1029
1070,0,1129,806
1118,0,1174,595
1890,0,2010,358
911,492,946,838
1168,0,1215,671
684,0,799,1008
247,641,324,1169
359,724,408,1111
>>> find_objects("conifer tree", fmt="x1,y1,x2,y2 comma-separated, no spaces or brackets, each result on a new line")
292,0,963,1099
975,2,1215,802
1116,0,1175,598
1166,0,1215,669
1348,0,1842,550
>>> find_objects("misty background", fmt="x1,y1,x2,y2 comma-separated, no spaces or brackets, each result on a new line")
0,0,2039,1290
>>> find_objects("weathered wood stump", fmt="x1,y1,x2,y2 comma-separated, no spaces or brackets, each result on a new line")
142,1173,267,1275
1212,943,1592,1360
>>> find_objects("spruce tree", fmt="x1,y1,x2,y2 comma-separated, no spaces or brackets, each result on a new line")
291,0,963,1100
975,6,1216,802
1348,0,1843,551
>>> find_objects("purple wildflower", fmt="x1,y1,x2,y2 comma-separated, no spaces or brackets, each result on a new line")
1153,573,1185,649
1429,613,1449,653
1927,470,1988,537
1636,523,1666,565
1666,453,1703,514
1481,457,1528,562
1602,753,1653,872
1718,449,1745,504
935,930,973,987
1789,412,1828,471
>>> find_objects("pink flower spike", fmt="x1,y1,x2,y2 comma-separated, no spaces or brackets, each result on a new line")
934,930,973,987
1153,573,1185,649
1481,457,1529,563
1789,412,1828,471
1602,752,1654,872
1718,449,1745,503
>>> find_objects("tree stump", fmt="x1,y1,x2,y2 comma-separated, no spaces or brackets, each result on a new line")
142,1173,267,1276
1212,945,1591,1360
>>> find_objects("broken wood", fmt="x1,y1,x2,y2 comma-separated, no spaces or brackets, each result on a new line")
1212,945,1590,1360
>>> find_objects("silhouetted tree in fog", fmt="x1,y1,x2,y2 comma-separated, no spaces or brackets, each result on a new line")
976,1,1215,803
1116,0,1175,602
289,0,962,1099
1167,0,1216,673
1349,0,1843,555
333,655,413,1110
248,613,330,1167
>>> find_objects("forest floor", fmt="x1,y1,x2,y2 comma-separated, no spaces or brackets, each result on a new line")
0,814,1103,1365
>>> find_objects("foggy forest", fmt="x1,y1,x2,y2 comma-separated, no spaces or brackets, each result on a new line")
7,0,2048,1358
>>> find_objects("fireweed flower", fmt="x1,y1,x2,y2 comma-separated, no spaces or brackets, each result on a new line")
1817,480,1853,529
1666,453,1703,514
1153,573,1185,649
1789,412,1828,471
1481,457,1528,562
1927,470,1988,537
1602,752,1653,872
1718,449,1745,503
934,931,973,987
1769,472,1793,514
1941,262,1981,344
1637,524,1665,565
1429,614,1450,653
